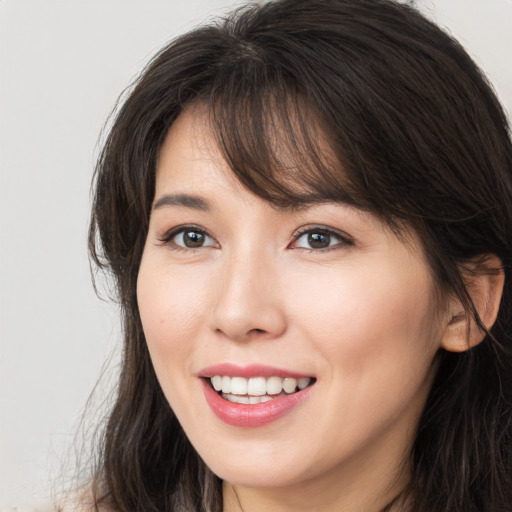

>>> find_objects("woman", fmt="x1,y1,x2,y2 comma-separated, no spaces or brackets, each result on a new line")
84,0,512,510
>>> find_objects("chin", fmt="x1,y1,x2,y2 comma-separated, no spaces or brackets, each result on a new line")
192,435,319,489
210,461,306,489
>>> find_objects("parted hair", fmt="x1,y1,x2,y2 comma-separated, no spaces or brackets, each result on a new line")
88,0,512,510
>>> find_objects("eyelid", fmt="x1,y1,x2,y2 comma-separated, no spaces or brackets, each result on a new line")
289,225,354,250
157,224,219,249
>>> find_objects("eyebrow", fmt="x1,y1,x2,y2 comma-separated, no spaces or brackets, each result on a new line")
152,193,211,212
152,192,359,215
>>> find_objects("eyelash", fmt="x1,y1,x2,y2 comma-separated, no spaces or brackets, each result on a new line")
157,225,218,252
290,226,354,252
157,225,353,252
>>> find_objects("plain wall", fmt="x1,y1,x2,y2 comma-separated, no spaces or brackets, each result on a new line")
0,0,510,508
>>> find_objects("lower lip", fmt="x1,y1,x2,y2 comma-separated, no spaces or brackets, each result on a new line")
201,379,314,427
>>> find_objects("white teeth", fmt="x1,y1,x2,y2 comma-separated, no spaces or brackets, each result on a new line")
283,377,298,393
224,393,278,404
230,376,248,395
211,375,222,391
298,377,311,390
266,376,283,395
247,377,267,396
210,375,313,397
221,376,231,393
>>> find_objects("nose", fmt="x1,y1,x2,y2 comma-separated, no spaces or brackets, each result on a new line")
210,250,287,342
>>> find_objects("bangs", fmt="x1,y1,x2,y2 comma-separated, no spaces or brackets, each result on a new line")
205,67,364,211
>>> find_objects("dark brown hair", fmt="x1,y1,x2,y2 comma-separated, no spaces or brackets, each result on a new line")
88,0,512,510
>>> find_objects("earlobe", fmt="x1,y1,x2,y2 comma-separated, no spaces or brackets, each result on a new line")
441,254,504,353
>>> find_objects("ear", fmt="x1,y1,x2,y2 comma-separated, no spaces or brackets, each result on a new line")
441,254,504,353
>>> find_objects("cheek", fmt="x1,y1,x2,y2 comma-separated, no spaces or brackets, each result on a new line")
136,257,209,382
279,263,441,468
288,261,440,378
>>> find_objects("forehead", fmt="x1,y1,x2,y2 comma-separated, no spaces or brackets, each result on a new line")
155,107,246,215
156,101,359,209
157,104,230,179
155,105,416,242
155,103,414,232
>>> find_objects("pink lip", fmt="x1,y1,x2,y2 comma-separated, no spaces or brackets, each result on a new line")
198,363,312,379
200,377,314,428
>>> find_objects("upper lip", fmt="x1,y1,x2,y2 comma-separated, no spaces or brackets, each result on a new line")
198,363,314,379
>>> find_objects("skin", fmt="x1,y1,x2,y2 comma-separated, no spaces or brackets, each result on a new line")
137,105,454,512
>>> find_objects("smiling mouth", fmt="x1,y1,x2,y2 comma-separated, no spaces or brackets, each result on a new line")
207,375,315,404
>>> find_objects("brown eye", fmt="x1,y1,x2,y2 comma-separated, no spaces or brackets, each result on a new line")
182,230,206,247
163,227,217,249
308,232,331,249
291,227,352,251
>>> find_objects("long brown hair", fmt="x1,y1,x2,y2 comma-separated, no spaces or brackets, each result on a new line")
88,0,512,510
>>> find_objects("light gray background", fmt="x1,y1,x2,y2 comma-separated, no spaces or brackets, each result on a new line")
1,0,511,509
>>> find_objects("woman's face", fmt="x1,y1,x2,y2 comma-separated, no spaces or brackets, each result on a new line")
137,106,448,495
